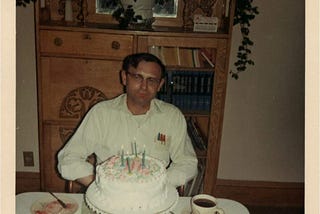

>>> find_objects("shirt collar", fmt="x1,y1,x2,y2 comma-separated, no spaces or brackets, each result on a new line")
117,94,163,115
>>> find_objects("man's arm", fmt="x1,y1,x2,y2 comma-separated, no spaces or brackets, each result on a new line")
167,135,198,187
57,107,100,182
166,111,198,187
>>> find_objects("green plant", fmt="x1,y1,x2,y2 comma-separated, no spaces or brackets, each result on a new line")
231,0,259,79
112,0,144,28
16,0,36,7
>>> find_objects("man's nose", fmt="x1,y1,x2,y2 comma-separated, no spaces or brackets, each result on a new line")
140,78,148,89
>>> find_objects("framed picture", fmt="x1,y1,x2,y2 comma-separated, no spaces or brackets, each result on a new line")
95,0,178,18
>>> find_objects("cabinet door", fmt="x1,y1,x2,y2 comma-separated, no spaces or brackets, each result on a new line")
41,121,77,192
39,57,124,121
39,57,124,191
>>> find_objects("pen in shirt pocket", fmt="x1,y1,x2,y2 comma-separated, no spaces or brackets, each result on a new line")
157,132,166,145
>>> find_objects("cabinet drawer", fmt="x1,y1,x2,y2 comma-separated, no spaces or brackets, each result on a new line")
40,30,134,59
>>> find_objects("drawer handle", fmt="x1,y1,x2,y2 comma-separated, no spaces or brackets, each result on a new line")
54,37,63,46
83,34,92,40
111,41,120,50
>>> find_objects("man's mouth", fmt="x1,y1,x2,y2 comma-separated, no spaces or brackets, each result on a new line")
137,92,148,97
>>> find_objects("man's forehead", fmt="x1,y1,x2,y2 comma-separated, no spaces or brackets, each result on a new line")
129,62,161,75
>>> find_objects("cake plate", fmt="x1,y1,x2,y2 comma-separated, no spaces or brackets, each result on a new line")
85,183,179,214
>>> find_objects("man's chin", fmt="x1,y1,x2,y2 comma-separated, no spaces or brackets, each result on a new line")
135,97,153,106
137,92,154,100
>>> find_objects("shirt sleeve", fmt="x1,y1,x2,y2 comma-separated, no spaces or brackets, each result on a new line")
166,110,198,187
57,106,102,181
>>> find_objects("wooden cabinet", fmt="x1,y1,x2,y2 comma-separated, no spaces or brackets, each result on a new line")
35,0,235,194
37,29,127,191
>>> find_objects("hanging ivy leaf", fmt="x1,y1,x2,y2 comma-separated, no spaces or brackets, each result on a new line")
230,0,259,79
112,1,145,28
16,0,36,7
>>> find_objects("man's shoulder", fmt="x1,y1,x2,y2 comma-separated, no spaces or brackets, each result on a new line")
153,99,183,115
90,95,124,112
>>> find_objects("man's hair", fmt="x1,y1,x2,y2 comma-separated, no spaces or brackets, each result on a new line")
122,53,166,78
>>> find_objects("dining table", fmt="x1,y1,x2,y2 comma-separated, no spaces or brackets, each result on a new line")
16,192,250,214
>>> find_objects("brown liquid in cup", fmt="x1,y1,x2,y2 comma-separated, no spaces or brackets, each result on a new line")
193,198,216,208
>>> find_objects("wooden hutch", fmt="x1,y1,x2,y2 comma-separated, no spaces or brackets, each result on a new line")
34,0,236,195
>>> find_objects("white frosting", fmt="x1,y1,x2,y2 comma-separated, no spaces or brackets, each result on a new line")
85,155,178,214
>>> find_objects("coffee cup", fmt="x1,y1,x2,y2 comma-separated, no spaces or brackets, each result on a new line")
191,194,224,214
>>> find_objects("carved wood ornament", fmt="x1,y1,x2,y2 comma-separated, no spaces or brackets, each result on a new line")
182,0,219,28
59,86,107,120
59,127,75,143
58,0,88,23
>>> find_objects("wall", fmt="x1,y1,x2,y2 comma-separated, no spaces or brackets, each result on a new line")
16,0,305,183
219,0,304,182
16,4,39,172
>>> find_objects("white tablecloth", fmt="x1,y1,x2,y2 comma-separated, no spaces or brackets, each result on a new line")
16,192,249,214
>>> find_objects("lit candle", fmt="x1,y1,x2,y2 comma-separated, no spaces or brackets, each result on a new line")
131,142,134,155
126,156,131,174
134,142,137,157
142,145,146,168
121,145,124,167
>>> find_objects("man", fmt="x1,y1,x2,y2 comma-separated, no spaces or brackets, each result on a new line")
58,53,198,188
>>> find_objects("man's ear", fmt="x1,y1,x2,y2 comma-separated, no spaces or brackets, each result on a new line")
157,78,165,92
120,70,127,86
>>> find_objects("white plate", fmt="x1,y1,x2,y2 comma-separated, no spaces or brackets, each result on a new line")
30,195,79,214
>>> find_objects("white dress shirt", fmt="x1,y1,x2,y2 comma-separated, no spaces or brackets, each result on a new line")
57,94,198,187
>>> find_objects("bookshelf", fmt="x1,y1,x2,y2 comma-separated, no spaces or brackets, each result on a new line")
34,0,236,195
158,70,214,113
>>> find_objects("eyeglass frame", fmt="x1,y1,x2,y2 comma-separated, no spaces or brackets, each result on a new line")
126,71,162,87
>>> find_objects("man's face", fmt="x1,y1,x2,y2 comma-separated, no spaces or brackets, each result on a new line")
121,60,164,111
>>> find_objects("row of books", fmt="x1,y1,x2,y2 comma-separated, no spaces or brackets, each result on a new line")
157,70,214,112
184,117,207,196
187,117,208,151
149,46,216,68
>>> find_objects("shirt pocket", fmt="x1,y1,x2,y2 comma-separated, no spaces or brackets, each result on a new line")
150,140,170,165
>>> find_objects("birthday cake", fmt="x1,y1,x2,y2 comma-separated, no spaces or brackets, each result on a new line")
85,154,179,214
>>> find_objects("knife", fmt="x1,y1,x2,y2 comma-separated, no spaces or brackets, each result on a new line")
49,192,67,208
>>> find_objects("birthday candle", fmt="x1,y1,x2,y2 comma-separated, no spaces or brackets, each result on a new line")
121,145,124,167
126,156,131,173
142,145,146,168
131,142,134,155
134,142,137,157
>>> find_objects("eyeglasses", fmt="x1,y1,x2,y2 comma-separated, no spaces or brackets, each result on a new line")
126,71,161,87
